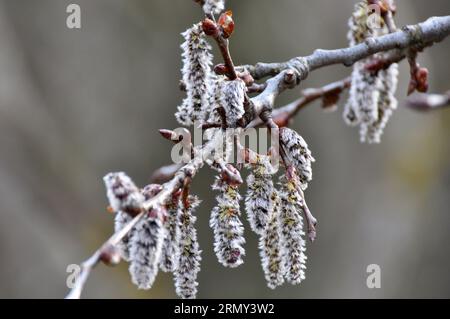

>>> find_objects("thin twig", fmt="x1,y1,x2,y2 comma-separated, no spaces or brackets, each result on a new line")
248,77,351,128
245,16,450,122
65,211,146,299
240,16,450,79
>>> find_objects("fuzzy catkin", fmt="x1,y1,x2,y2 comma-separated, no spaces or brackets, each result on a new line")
279,128,315,190
279,176,307,285
127,185,166,290
210,177,246,267
344,1,399,143
346,60,383,125
259,190,285,289
220,79,246,128
344,1,380,126
360,62,399,143
104,172,145,261
174,196,202,299
203,76,226,142
203,0,225,15
176,23,213,126
103,172,145,214
245,156,274,235
128,215,165,290
160,199,181,273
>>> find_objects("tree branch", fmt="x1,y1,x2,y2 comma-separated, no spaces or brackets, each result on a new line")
244,16,450,123
249,77,351,128
242,16,450,80
65,212,146,299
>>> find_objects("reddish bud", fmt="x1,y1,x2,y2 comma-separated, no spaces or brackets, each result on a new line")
322,92,340,112
221,164,243,186
416,67,429,93
218,10,235,38
202,18,219,37
100,244,121,266
214,63,230,75
408,67,429,95
159,129,183,142
159,129,174,140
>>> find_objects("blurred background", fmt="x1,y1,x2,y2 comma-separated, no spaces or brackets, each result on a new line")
0,0,449,299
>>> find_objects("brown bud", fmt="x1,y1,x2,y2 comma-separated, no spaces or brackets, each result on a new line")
322,92,340,112
159,129,174,140
202,18,219,37
416,67,429,93
159,129,183,142
214,63,230,75
100,244,121,266
221,164,243,186
218,10,234,38
408,67,430,95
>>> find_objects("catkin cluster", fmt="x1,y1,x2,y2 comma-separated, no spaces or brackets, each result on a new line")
104,172,202,299
243,130,313,289
101,1,319,297
104,126,315,296
205,131,314,290
176,21,247,129
343,0,399,143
